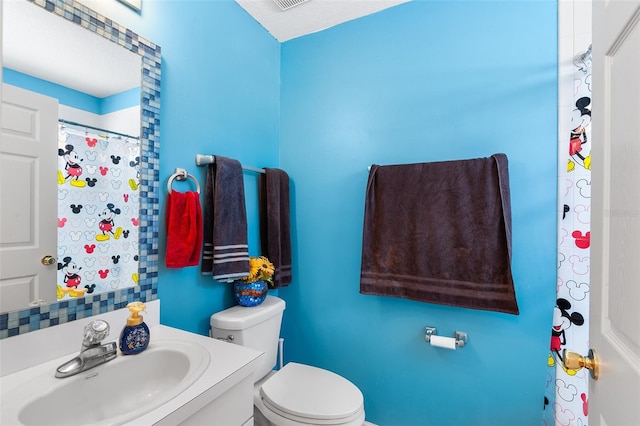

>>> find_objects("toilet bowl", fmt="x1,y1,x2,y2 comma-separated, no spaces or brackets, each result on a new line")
210,296,365,426
255,363,365,426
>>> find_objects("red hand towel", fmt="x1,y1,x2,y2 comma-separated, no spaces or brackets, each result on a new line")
165,191,203,268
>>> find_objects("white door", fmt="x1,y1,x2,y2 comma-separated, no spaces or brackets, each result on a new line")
0,84,58,311
590,1,640,424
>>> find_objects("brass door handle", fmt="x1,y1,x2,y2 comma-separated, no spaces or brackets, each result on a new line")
41,255,56,266
562,348,599,380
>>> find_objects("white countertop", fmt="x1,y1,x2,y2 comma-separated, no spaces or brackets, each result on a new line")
1,300,162,377
0,300,263,425
129,324,262,425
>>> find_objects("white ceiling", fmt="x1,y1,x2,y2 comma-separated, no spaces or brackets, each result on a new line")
236,0,410,42
2,0,141,98
2,0,408,97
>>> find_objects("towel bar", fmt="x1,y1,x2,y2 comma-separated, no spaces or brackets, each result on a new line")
195,154,265,174
167,168,200,193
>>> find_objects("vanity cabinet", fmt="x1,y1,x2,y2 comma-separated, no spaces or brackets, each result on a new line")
1,301,262,426
173,375,255,426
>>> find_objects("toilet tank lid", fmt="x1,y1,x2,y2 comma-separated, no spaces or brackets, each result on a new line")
210,296,286,330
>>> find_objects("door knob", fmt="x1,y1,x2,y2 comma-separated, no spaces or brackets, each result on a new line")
41,255,56,266
562,348,599,380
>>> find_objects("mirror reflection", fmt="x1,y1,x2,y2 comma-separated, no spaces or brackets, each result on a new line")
2,0,141,309
1,0,158,321
55,122,141,300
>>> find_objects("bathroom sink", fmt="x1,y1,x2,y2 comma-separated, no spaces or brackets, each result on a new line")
1,339,210,426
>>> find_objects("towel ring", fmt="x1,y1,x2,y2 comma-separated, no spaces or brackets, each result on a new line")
167,168,200,194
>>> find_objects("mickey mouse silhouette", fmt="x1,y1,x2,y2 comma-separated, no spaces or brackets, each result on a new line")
57,256,82,289
96,203,123,241
571,230,590,249
568,97,592,171
550,298,584,374
58,144,86,187
128,156,140,191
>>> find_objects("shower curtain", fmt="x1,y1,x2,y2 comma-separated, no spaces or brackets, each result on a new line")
543,2,592,424
56,122,141,300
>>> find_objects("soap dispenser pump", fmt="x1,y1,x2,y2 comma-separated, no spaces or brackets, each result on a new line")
119,301,150,355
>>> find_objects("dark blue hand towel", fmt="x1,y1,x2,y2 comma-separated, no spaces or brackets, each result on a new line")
201,156,250,282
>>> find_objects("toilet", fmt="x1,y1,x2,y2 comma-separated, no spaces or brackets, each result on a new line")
210,296,366,426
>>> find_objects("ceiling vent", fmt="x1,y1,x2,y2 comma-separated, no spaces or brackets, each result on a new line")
272,0,309,11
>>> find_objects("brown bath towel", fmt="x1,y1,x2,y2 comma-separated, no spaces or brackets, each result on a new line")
260,168,292,287
360,154,519,315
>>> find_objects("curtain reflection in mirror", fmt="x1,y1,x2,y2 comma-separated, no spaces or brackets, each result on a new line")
57,122,140,300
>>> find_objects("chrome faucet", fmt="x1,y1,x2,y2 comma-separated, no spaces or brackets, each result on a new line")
55,320,118,378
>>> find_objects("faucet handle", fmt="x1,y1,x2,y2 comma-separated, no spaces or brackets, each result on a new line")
83,320,110,346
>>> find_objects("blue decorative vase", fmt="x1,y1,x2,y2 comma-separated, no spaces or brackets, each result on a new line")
233,280,268,307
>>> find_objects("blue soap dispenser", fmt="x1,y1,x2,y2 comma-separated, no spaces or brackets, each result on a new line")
119,301,150,355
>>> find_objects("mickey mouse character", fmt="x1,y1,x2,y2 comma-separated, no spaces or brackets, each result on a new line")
96,203,123,241
568,97,592,171
129,156,140,191
58,144,86,187
550,298,584,374
58,256,82,289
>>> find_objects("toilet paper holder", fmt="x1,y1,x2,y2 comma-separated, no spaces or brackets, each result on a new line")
425,327,468,348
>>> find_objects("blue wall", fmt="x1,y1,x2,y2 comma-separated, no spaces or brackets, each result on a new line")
278,1,557,425
136,1,281,334
104,0,557,424
3,68,139,114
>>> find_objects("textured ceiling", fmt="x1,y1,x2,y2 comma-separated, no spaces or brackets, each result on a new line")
235,0,410,42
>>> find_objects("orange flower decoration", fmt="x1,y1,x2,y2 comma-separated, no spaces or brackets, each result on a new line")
241,256,275,285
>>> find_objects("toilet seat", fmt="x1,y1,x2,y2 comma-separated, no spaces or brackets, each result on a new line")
258,363,365,425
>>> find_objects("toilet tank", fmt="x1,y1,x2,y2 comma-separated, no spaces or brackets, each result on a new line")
210,295,286,381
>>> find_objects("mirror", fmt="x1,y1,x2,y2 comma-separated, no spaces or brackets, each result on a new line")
0,0,160,338
4,0,142,306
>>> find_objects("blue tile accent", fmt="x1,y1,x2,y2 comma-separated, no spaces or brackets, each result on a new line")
0,314,8,329
0,0,160,340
